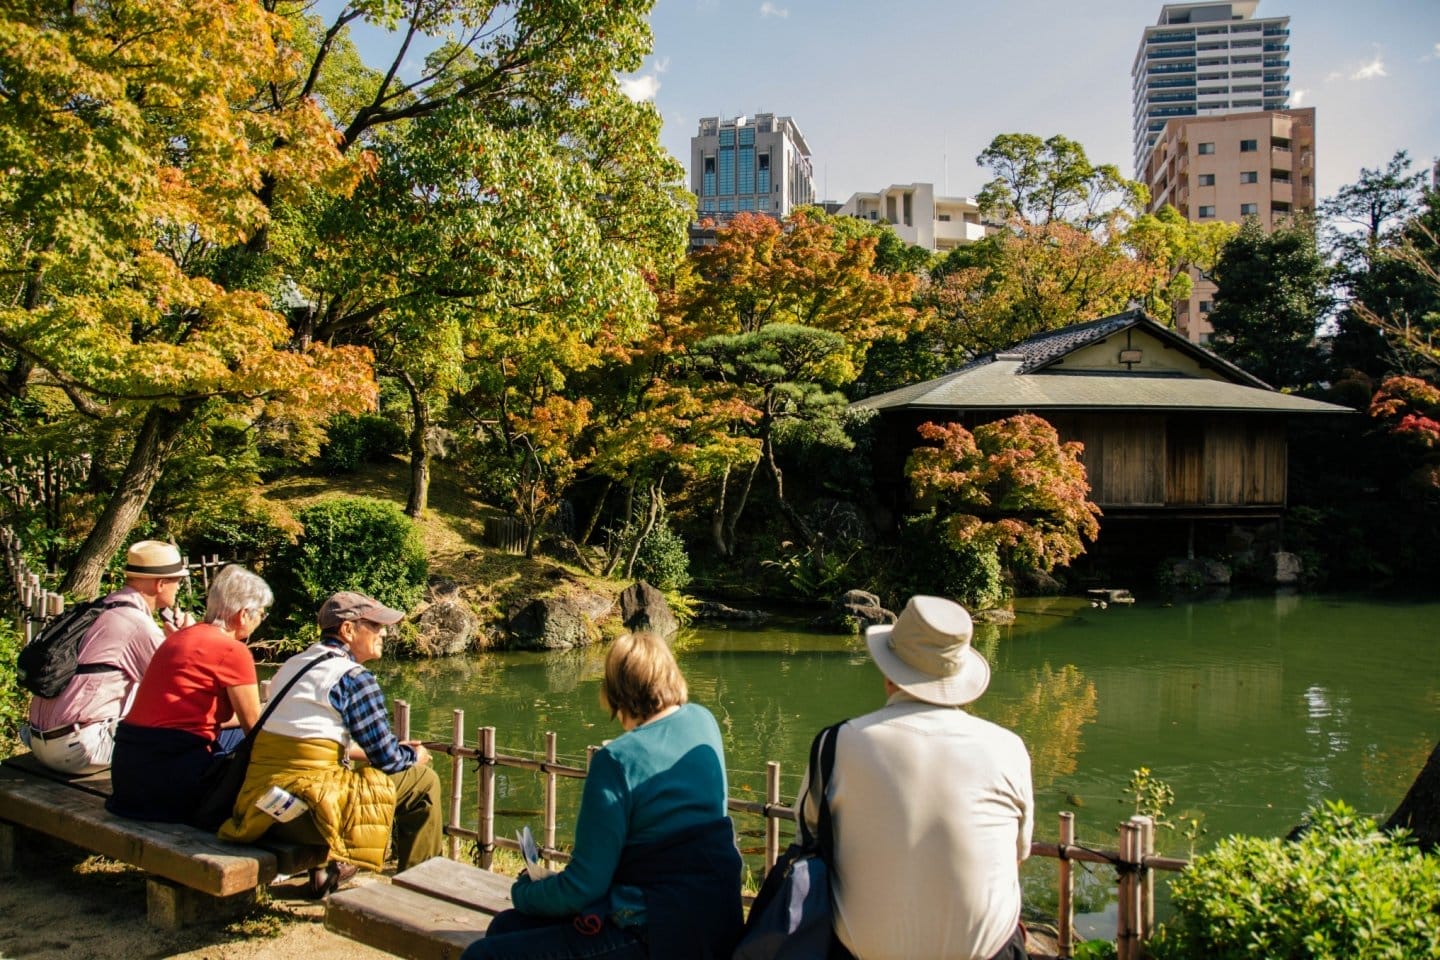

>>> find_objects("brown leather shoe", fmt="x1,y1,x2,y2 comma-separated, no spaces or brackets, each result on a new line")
305,861,359,899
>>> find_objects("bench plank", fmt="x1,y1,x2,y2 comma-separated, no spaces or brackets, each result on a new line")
327,881,493,960
0,763,274,896
390,858,513,915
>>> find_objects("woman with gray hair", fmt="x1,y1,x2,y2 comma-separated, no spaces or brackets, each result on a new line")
108,565,271,824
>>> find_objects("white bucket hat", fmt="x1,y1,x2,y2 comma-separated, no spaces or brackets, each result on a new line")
865,595,989,706
123,540,189,579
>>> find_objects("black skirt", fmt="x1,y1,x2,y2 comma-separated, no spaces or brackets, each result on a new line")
106,722,218,823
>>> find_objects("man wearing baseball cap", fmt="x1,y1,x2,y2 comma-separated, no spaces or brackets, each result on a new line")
22,540,195,774
218,591,442,897
797,595,1034,960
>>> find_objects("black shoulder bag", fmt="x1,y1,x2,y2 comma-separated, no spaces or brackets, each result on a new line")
190,651,339,832
733,721,851,960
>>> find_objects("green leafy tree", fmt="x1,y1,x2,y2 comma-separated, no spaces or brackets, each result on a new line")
1208,216,1331,389
906,414,1101,574
1323,152,1437,378
975,133,1146,231
1,0,667,596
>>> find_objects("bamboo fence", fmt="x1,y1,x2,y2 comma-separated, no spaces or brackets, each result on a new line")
396,704,1188,960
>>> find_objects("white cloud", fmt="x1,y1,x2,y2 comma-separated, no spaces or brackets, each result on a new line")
1292,88,1308,106
1325,70,1344,83
1350,56,1387,80
619,74,660,101
654,56,671,74
760,2,788,18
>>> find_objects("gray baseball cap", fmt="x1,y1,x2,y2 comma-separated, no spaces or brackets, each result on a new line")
318,591,405,630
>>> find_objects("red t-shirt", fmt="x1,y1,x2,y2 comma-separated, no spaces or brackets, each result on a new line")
124,622,258,740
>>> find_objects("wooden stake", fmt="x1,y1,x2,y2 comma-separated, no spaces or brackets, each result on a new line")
544,732,558,865
448,709,465,861
478,726,496,869
1058,811,1074,959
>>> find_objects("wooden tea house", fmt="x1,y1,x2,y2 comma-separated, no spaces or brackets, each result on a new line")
852,310,1351,523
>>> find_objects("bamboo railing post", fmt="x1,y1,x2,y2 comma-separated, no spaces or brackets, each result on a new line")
1135,815,1155,940
394,699,411,741
448,709,465,860
765,761,781,875
478,726,496,869
544,731,558,865
1116,819,1143,960
1058,811,1075,959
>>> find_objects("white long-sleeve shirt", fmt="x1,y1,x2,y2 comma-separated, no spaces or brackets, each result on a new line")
801,691,1033,960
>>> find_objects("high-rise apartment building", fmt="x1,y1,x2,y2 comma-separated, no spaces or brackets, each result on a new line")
690,114,815,222
1146,108,1315,342
1134,2,1308,345
836,184,991,252
1132,1,1291,177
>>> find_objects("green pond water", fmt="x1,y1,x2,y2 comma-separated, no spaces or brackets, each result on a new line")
354,591,1439,923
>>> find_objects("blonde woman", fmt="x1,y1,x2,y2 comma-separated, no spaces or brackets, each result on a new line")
464,632,743,960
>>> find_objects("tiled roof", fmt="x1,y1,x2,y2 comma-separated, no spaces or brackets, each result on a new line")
852,311,1351,416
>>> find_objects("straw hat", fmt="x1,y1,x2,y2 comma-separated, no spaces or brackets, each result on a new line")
123,540,189,579
865,595,989,706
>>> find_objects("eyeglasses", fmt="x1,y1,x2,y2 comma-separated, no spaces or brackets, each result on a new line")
357,619,387,637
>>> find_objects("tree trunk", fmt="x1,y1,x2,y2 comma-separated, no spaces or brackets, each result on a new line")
763,433,816,548
710,466,731,556
1384,740,1440,852
61,403,199,598
722,456,762,556
622,485,662,581
399,373,430,518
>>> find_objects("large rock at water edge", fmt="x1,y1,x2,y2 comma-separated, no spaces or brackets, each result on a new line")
618,581,678,640
1268,551,1302,585
414,598,479,656
506,598,596,651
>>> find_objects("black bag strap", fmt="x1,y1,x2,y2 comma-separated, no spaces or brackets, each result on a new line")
798,720,844,856
240,650,340,748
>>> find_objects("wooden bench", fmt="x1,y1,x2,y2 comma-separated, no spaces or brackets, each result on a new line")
0,753,327,928
326,857,513,960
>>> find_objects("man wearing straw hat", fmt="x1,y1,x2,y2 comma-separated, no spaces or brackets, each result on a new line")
22,540,195,774
799,595,1033,960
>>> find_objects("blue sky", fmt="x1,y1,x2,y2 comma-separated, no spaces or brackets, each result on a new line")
622,0,1440,204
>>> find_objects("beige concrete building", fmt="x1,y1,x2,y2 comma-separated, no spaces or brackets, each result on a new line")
836,184,991,252
1144,108,1315,343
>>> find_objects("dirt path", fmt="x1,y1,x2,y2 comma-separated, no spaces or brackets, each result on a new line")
0,847,398,960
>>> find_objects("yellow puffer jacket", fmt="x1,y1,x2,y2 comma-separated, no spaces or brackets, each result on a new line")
217,730,397,870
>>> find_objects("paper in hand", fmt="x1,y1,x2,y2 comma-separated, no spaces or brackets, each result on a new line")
516,825,553,880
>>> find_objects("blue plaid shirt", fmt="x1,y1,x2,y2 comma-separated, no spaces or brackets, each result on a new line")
320,637,416,774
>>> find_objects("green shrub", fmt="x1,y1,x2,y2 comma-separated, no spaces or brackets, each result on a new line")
318,413,409,474
898,515,1006,610
635,518,691,592
1151,800,1440,959
274,497,427,634
175,495,300,570
0,620,25,758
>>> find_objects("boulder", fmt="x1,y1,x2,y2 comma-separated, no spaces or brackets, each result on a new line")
506,597,596,651
414,599,479,657
817,592,892,639
1169,557,1232,587
618,581,678,640
1268,551,1303,585
839,589,882,610
693,601,771,624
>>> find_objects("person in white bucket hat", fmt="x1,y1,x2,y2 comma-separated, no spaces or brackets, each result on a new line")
797,595,1034,960
22,540,195,774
